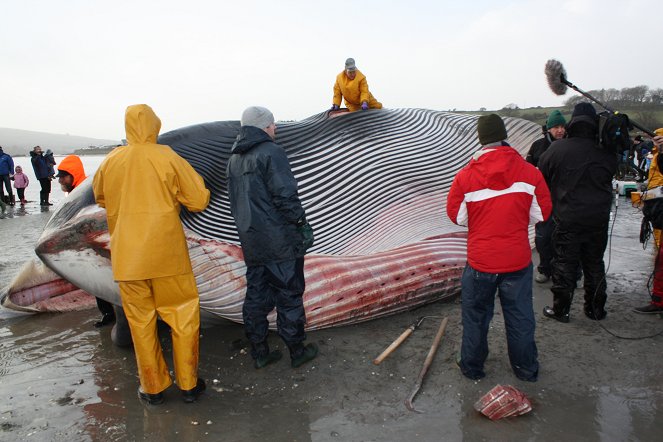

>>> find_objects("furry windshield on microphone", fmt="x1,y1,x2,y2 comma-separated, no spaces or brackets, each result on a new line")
545,59,568,96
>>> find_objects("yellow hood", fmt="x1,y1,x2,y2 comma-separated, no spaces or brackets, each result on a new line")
125,104,161,145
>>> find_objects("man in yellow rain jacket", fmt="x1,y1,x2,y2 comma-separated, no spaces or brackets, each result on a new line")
93,104,210,405
331,58,382,112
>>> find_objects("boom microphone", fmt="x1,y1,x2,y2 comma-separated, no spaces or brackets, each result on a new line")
544,59,568,96
543,59,655,136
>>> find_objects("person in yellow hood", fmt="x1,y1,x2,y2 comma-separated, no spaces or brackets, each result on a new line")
57,155,118,328
646,128,663,247
93,104,210,405
635,129,663,314
331,58,383,112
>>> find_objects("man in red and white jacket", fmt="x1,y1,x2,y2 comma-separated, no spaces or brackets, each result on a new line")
447,114,552,382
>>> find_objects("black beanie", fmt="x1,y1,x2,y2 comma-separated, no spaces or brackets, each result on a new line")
569,102,598,128
571,102,597,119
477,114,508,145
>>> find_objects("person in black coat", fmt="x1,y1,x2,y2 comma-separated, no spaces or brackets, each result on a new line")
538,103,618,323
30,146,53,206
226,106,317,369
526,110,566,283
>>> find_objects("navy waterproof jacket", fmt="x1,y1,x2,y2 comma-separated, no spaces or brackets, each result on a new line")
30,151,50,179
226,126,306,265
0,151,14,176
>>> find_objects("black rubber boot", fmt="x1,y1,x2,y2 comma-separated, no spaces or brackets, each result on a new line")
290,343,318,368
138,387,164,405
182,378,206,403
543,306,570,323
254,350,283,369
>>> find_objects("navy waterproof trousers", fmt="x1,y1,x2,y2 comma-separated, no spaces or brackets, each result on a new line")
459,262,539,382
243,257,306,359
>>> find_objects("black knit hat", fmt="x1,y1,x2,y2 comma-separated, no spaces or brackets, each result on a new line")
569,102,598,127
477,114,508,145
572,102,597,118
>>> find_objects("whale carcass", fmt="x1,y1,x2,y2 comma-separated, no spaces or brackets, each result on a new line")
5,109,541,329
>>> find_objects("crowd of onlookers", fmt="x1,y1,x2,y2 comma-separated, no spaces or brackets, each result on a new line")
0,145,59,210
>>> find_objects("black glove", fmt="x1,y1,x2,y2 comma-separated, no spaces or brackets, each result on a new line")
297,222,314,251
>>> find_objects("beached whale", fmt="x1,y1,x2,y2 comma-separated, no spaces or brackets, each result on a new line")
2,109,541,331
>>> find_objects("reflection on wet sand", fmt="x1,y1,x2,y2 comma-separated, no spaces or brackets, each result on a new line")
1,189,663,440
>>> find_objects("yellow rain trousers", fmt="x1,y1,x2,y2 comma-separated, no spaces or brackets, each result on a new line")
332,69,382,112
119,273,199,393
93,104,210,394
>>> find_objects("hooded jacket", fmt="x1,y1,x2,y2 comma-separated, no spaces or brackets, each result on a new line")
447,145,552,273
58,155,87,189
0,149,15,176
30,151,50,180
332,69,381,112
93,104,210,281
647,128,663,189
538,120,617,227
226,125,306,265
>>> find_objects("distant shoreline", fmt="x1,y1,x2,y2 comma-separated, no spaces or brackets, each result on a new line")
10,148,116,158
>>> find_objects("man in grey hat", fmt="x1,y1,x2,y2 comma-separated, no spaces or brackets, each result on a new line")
226,106,317,369
331,58,382,112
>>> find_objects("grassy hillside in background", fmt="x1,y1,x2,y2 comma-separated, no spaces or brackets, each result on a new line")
465,105,663,135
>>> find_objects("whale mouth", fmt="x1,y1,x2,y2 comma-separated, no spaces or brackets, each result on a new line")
1,260,96,313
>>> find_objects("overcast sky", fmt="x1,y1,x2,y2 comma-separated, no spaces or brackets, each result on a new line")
1,0,661,140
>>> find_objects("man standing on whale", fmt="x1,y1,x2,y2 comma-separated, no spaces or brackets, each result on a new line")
226,106,317,369
93,104,210,405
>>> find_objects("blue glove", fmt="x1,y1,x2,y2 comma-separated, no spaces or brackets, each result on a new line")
331,104,340,111
361,102,368,111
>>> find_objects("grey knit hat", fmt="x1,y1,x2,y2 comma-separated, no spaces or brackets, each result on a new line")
477,114,508,145
345,58,356,71
241,106,275,129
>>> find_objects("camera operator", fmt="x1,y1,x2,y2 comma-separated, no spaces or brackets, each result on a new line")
538,103,617,323
635,129,663,314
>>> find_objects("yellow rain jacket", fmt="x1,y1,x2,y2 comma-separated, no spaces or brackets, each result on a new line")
332,69,383,112
93,104,210,281
647,128,663,189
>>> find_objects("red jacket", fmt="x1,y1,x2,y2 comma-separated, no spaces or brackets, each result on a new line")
447,145,552,273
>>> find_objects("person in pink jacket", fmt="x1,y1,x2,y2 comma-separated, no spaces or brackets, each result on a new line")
447,114,552,382
13,165,29,205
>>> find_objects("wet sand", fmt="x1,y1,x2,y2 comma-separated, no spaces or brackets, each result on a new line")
1,197,662,441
